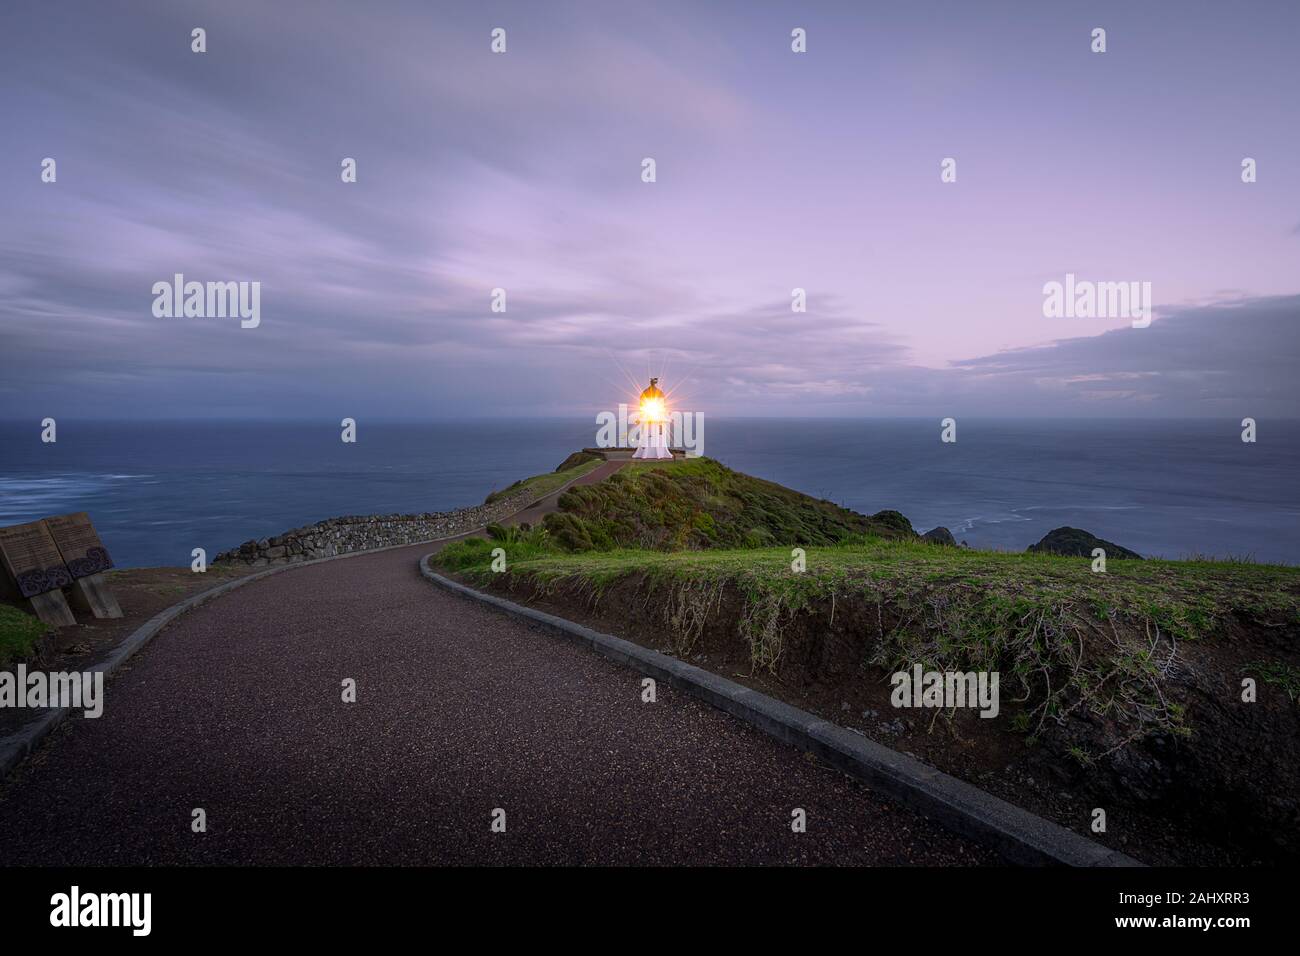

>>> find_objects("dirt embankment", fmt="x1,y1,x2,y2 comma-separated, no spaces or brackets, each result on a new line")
473,571,1300,867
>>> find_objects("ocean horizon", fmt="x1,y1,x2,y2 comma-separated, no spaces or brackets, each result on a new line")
2,417,1297,568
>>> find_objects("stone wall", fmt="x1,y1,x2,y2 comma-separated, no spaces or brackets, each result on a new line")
213,488,537,568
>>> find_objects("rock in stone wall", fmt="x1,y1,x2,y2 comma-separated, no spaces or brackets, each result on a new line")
213,488,538,567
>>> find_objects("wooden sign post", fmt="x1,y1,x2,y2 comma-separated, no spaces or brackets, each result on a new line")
0,521,77,627
44,512,122,619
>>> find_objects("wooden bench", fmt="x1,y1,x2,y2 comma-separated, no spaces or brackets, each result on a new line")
0,512,121,626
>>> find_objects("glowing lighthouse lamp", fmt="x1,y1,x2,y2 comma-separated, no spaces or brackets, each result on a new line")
633,377,673,460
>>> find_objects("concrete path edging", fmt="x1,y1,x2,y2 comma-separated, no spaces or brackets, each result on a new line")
419,557,1144,868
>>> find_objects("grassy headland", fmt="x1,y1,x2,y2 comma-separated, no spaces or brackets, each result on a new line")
538,457,913,550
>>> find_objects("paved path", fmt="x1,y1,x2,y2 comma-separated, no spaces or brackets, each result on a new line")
0,489,995,865
503,459,625,529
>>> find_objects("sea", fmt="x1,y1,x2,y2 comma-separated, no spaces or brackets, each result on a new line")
1,419,1297,568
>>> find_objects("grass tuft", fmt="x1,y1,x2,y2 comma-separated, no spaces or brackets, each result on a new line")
0,603,51,666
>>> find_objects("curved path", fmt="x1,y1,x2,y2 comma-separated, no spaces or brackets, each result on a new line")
504,458,627,528
0,494,995,865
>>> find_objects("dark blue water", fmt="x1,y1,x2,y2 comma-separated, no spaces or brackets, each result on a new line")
1,419,1296,567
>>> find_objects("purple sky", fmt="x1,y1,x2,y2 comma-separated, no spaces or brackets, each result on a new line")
1,0,1297,419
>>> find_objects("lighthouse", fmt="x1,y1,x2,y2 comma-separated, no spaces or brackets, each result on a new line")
633,378,673,460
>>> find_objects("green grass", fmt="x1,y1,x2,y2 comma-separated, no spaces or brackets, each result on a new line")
1251,660,1300,702
541,456,913,551
483,458,603,506
440,523,554,570
438,454,1300,757
0,603,50,665
436,536,1300,754
441,538,1300,638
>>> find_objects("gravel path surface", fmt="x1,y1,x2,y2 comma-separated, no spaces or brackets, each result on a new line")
0,498,996,865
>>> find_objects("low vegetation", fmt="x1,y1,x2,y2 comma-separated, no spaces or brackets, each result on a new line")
483,457,603,505
0,604,50,666
1253,659,1300,702
541,457,913,551
439,536,1300,750
552,450,602,472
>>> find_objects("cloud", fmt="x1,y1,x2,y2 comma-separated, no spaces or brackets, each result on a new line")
3,2,1298,420
941,295,1300,415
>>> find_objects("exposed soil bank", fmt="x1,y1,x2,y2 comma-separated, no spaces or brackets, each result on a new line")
472,571,1300,866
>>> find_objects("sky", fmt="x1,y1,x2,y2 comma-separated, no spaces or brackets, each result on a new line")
1,0,1297,420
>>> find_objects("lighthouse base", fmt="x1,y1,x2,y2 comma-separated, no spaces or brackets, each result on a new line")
633,422,673,460
632,445,673,460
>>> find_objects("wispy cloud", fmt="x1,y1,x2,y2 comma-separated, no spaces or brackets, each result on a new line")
2,0,1298,419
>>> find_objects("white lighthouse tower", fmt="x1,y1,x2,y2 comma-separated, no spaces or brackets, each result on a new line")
633,377,673,460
